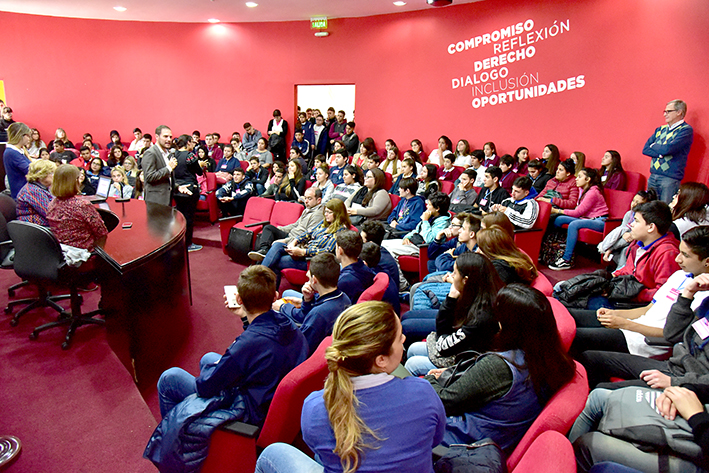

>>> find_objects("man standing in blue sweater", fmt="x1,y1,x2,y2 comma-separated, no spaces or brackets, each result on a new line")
273,252,351,355
643,99,694,203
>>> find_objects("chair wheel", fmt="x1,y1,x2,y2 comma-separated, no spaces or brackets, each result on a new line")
61,341,70,350
5,306,12,314
9,318,18,327
28,332,38,340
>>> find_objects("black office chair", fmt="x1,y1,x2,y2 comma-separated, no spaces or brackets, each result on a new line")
0,194,32,298
96,207,120,232
7,221,105,349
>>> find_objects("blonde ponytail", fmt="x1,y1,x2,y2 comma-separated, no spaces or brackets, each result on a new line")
322,302,398,473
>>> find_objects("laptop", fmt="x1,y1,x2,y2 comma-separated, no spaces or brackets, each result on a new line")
87,176,112,203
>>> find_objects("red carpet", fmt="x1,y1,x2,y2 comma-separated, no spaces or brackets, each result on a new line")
0,219,253,472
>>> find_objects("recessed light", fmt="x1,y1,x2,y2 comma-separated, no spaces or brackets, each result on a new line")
113,6,127,12
393,1,407,5
246,2,258,7
208,18,220,23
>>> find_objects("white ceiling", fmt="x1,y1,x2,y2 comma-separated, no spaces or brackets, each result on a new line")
0,0,482,23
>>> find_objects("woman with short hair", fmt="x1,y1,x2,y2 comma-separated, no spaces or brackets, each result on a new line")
16,159,57,226
47,164,108,251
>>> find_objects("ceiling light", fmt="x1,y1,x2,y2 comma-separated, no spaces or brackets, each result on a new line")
208,18,220,23
245,2,258,7
427,0,452,5
113,6,127,12
394,1,407,5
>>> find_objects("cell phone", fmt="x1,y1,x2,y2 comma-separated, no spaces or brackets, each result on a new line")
224,285,240,308
122,222,133,229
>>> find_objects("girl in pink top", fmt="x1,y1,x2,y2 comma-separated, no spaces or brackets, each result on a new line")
548,168,609,270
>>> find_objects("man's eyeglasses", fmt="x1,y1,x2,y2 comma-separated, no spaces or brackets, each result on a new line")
663,109,678,114
450,224,462,228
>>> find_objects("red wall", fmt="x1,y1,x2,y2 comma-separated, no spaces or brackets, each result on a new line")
2,0,707,183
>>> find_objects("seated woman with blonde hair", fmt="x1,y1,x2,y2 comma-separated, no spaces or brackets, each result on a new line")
47,164,108,251
16,159,57,226
255,301,446,473
108,166,134,199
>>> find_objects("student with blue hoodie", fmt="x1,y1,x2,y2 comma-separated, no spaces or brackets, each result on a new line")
382,192,452,259
335,230,376,303
428,213,480,273
273,253,351,355
387,177,426,235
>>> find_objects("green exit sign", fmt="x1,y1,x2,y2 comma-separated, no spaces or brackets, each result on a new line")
311,17,327,29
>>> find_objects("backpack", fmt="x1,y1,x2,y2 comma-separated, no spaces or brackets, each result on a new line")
598,387,705,471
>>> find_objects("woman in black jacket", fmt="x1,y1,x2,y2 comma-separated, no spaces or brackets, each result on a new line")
173,134,203,251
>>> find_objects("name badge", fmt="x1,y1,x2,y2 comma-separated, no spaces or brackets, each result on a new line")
666,287,681,302
693,318,709,340
480,198,487,206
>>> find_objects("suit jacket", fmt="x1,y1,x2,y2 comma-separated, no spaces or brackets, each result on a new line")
142,144,173,206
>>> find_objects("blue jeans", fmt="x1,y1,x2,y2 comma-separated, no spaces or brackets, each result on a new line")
554,216,606,262
405,341,436,376
401,309,437,342
255,443,323,473
647,173,681,204
157,351,221,418
261,242,308,285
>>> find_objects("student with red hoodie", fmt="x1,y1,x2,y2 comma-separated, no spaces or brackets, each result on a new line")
611,200,680,304
536,159,579,210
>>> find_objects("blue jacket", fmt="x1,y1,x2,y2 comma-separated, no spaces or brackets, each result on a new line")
387,195,426,232
338,260,375,303
4,146,30,199
405,212,451,244
291,138,311,160
144,310,308,473
376,247,400,291
427,237,476,273
280,290,351,355
329,164,347,186
215,156,242,175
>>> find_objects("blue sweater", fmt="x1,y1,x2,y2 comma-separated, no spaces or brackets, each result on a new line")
387,195,426,232
642,122,694,180
4,146,30,199
338,259,375,303
280,290,351,355
302,375,446,473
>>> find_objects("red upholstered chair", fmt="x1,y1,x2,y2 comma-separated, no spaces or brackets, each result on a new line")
511,431,576,473
514,200,551,263
195,172,220,223
561,189,634,247
624,171,646,195
398,243,430,283
548,296,576,353
389,193,401,209
240,160,249,170
201,337,331,473
531,272,554,296
98,149,108,162
219,197,275,254
439,180,454,195
305,179,313,189
357,273,390,303
505,362,588,471
384,172,393,190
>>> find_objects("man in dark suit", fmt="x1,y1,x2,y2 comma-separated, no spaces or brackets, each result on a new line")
143,125,177,206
